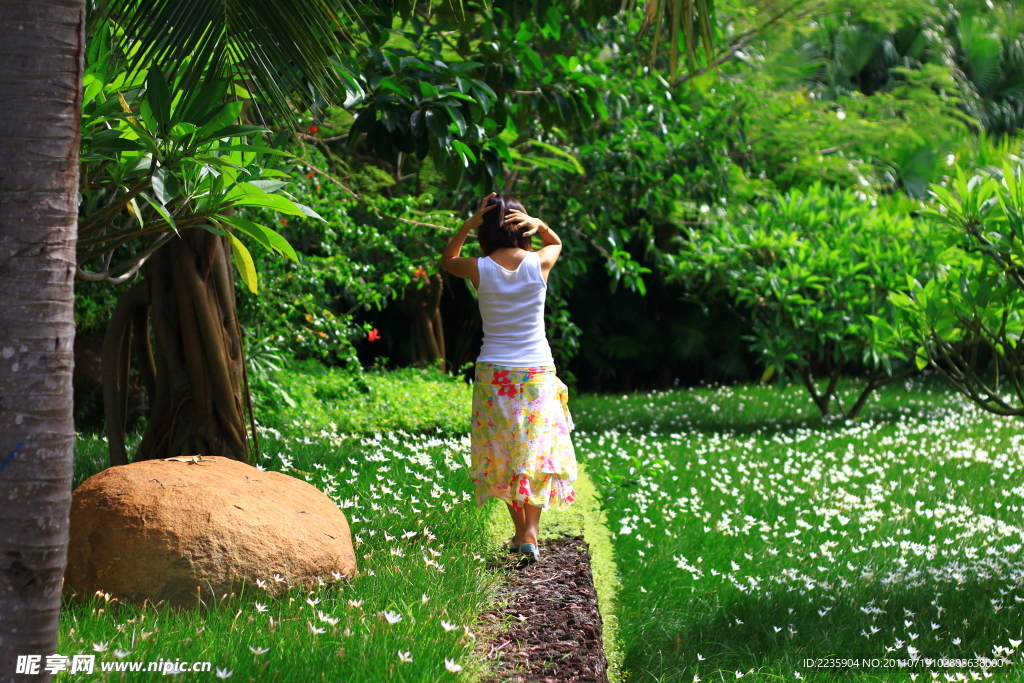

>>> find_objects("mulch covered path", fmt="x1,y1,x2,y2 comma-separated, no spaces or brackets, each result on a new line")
476,535,609,683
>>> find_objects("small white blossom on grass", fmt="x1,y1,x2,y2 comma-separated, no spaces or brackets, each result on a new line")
273,574,286,584
445,658,462,673
92,642,109,653
113,650,131,659
248,646,269,655
398,651,413,663
308,622,326,635
441,620,459,631
422,593,430,604
383,610,402,624
215,668,233,679
254,603,268,612
318,611,340,626
348,599,363,608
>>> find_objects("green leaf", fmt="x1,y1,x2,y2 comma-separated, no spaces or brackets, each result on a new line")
445,105,467,136
223,182,307,216
419,81,439,99
190,102,243,148
140,193,178,234
146,68,172,129
379,76,412,99
151,168,180,204
227,231,258,294
525,140,585,174
291,202,324,220
194,124,268,146
217,214,298,261
451,140,476,166
424,108,449,139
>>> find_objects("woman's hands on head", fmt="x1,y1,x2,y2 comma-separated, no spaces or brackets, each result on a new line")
503,209,546,236
462,192,497,230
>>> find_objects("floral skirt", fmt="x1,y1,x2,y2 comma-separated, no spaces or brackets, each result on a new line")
471,363,577,512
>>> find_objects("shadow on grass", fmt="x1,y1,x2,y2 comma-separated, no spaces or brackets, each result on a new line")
620,574,1019,681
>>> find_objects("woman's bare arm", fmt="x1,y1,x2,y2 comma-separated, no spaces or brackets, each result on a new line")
440,193,496,288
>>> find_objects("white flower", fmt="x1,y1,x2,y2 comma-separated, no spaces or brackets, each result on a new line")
697,653,706,661
113,649,131,659
254,603,268,612
1011,639,1022,648
308,622,326,634
248,646,269,655
273,574,286,584
445,658,463,673
398,651,413,663
215,669,233,679
305,597,320,607
92,642,109,653
318,611,340,626
836,110,846,120
348,599,364,608
383,610,402,624
441,620,459,631
422,593,430,604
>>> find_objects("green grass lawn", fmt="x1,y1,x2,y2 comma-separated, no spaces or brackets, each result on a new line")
573,375,1024,682
62,368,497,681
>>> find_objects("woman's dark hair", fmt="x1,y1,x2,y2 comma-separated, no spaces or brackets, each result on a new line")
477,195,531,255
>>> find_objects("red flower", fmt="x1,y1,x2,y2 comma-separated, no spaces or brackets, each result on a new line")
307,125,319,134
367,328,381,342
306,170,316,178
413,265,427,278
279,218,289,227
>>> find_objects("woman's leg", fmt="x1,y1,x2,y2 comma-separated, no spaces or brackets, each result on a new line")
522,503,542,546
506,502,527,544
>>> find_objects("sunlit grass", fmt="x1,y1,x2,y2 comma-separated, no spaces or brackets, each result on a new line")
574,374,1024,682
64,372,491,681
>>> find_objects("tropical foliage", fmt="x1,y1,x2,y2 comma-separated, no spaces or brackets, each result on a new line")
894,161,1024,416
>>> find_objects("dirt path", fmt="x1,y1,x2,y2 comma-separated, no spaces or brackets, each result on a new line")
477,535,609,682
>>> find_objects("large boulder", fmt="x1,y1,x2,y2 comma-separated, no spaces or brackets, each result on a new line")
65,456,356,607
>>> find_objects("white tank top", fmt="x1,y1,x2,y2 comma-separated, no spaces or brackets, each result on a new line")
476,252,555,366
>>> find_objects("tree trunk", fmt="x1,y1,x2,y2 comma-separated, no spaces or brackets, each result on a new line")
105,229,250,464
405,274,446,371
0,1,86,681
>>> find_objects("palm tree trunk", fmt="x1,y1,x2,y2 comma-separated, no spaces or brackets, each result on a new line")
0,1,86,680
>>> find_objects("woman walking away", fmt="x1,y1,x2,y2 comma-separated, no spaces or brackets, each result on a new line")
440,193,578,564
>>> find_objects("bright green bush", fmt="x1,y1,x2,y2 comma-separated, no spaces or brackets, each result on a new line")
670,184,944,418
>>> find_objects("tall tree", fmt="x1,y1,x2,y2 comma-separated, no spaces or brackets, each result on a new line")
0,0,86,680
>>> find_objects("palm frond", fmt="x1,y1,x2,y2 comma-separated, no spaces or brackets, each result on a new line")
93,0,366,125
